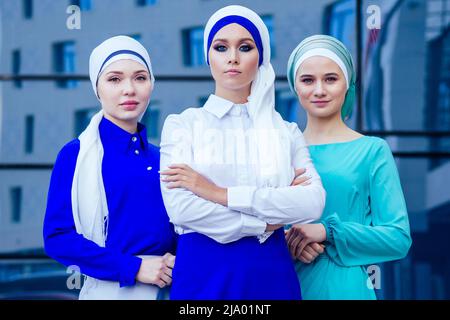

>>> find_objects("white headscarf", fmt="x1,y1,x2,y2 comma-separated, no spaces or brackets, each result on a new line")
72,36,154,247
89,35,155,99
204,5,293,187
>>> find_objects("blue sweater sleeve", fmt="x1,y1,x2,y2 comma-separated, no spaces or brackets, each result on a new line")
43,140,142,287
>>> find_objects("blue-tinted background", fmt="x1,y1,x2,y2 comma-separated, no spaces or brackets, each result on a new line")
0,0,449,299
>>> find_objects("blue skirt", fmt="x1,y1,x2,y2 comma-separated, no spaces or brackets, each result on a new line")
170,228,301,300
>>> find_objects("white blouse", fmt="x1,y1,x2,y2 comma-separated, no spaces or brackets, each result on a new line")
160,94,325,244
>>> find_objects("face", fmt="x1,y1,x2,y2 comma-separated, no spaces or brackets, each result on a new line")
295,56,347,120
97,59,152,129
208,23,259,97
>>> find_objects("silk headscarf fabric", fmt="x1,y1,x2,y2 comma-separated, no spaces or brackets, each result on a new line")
73,36,154,247
204,5,293,187
287,34,356,120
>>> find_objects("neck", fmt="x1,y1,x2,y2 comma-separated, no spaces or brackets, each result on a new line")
215,86,250,104
303,112,349,144
103,113,138,134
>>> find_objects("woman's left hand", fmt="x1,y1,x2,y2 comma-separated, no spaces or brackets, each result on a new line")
286,223,327,259
160,164,227,206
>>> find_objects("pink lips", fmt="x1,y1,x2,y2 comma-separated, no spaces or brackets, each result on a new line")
311,100,330,107
120,100,139,111
225,69,241,75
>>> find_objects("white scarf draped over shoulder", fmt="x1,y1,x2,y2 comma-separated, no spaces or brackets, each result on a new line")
71,110,108,246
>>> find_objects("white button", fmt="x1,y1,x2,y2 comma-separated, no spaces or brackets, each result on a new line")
132,137,137,142
147,166,152,171
135,150,139,155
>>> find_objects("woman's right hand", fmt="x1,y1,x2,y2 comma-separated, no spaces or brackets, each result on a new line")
285,227,325,263
136,253,176,288
295,242,325,264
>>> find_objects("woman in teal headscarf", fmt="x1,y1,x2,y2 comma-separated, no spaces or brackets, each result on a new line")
285,35,412,299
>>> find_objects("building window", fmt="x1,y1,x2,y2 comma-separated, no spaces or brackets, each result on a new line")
23,0,33,19
324,0,356,56
128,34,142,41
25,115,34,154
426,27,450,169
275,90,300,123
136,0,157,6
53,41,78,89
70,0,92,11
324,0,358,126
182,27,205,67
141,106,160,139
12,49,22,88
427,29,450,132
10,187,22,224
198,95,209,107
261,15,276,58
74,108,97,137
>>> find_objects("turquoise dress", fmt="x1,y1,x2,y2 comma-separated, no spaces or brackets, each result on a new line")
296,136,412,299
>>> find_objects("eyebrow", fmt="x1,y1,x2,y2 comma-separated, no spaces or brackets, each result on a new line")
213,38,255,44
299,72,340,77
105,70,149,76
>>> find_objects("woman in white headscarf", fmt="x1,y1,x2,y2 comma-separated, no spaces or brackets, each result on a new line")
159,6,325,299
43,36,177,300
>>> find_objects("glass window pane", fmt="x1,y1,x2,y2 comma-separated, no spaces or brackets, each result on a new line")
74,108,98,137
191,27,205,67
23,0,32,19
361,0,450,132
25,115,34,154
326,0,356,57
10,187,22,224
182,27,206,67
12,49,22,88
262,15,276,58
53,41,78,89
136,0,157,7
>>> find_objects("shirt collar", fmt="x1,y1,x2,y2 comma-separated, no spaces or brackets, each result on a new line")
203,94,236,119
99,116,148,153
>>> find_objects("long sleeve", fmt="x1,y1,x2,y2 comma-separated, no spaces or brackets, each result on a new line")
227,122,326,225
159,114,267,244
321,140,412,267
43,140,142,287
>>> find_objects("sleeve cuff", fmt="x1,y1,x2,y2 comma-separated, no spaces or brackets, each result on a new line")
227,186,257,213
319,219,335,245
240,213,266,237
119,255,142,287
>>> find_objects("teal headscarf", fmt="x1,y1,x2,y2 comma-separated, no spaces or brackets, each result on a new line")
287,35,356,121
